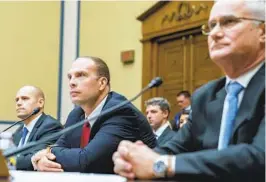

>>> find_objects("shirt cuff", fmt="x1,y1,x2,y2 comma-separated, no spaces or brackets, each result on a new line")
171,155,176,172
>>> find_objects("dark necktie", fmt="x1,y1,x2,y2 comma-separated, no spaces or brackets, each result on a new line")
218,82,243,150
21,127,29,146
80,122,91,148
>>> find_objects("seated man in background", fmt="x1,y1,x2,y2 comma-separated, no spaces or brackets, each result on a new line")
13,85,62,170
172,90,191,130
145,97,175,147
178,110,190,129
31,56,156,173
113,0,265,181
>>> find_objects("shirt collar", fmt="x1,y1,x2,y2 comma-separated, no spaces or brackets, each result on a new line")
184,105,191,111
24,113,43,133
225,62,264,89
85,95,108,127
155,122,169,138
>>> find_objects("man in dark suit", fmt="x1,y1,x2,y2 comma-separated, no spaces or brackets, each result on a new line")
113,0,265,181
31,56,156,173
145,97,175,147
13,85,62,170
172,91,191,130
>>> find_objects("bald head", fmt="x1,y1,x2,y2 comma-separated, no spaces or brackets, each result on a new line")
15,85,45,120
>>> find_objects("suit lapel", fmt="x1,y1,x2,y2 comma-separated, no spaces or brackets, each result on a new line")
27,114,46,142
13,125,23,146
233,64,265,133
157,126,170,144
205,79,226,135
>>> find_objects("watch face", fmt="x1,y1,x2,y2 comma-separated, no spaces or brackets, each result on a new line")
153,160,167,177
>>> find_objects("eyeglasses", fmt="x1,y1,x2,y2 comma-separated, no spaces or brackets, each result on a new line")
201,15,265,35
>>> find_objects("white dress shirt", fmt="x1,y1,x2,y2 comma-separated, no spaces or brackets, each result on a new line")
221,62,264,132
154,122,170,139
85,95,108,128
171,62,264,172
18,113,42,147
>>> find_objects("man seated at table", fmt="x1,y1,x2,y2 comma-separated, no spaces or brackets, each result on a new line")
13,85,62,170
31,56,156,173
112,0,265,181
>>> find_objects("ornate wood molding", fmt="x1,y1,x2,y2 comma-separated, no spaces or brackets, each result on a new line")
161,2,209,25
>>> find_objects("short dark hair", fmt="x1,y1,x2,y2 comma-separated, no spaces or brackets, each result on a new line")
145,97,171,114
177,90,191,98
79,56,110,85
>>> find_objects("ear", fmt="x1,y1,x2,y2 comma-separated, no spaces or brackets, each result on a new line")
38,98,45,109
162,110,169,119
258,23,265,43
98,77,108,91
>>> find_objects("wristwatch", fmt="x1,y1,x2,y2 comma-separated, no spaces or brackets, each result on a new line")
153,155,169,178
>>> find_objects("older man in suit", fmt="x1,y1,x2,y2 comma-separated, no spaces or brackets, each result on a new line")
113,0,265,181
13,85,62,170
31,56,156,173
145,97,175,147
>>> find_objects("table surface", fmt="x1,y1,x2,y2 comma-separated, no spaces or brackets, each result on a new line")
9,171,127,182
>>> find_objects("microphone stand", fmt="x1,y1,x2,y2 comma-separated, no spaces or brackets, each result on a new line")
3,77,163,158
0,108,41,134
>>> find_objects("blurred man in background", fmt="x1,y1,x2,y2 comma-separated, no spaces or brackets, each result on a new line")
173,91,191,130
145,97,175,147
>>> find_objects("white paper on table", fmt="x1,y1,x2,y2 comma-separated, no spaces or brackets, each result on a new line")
10,170,127,182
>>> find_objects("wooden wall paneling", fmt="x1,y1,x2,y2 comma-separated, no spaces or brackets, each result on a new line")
141,41,152,111
157,37,187,119
138,1,215,114
189,34,194,93
191,35,223,90
151,42,159,98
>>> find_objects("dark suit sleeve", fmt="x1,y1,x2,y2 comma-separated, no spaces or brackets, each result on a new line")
56,107,83,148
52,115,139,173
15,120,62,170
170,117,265,181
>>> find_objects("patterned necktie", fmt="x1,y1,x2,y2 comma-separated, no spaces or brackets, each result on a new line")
21,127,29,145
80,122,91,148
218,82,243,150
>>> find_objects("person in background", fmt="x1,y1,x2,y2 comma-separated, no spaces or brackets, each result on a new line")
172,91,191,130
112,0,265,181
145,97,175,147
13,85,62,170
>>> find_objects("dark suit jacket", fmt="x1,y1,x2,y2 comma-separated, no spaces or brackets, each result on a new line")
155,65,265,181
13,113,62,170
157,126,176,147
52,91,156,173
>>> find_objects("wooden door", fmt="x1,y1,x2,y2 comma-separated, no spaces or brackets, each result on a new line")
157,37,187,119
156,33,223,119
190,34,223,90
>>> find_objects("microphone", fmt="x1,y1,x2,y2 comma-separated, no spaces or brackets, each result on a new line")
0,107,41,134
148,77,163,88
3,77,163,158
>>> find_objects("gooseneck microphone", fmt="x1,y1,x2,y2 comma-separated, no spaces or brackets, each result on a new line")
3,77,163,158
0,107,41,134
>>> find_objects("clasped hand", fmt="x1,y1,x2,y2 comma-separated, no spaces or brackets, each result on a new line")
31,149,64,172
112,140,160,180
